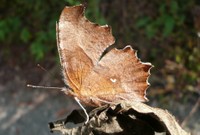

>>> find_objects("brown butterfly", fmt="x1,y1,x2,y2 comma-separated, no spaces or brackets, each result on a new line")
57,5,152,107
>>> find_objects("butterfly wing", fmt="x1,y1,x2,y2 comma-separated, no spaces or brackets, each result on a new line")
57,5,152,106
57,5,115,94
81,46,152,105
97,46,152,102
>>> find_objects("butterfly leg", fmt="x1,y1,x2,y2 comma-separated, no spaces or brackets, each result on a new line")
74,97,89,124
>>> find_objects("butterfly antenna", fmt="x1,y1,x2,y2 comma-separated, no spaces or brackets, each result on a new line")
27,84,64,91
37,64,66,86
37,64,55,78
74,97,89,124
37,64,48,72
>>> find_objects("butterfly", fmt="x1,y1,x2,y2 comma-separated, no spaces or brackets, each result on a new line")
56,5,152,107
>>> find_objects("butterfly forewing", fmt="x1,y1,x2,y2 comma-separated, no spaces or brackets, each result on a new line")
57,5,115,96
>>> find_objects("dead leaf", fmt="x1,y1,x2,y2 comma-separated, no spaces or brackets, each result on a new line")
49,101,189,135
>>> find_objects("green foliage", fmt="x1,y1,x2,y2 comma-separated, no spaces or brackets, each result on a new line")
135,0,199,88
1,0,105,61
0,17,21,43
136,1,185,39
20,28,31,43
0,20,8,41
85,0,106,25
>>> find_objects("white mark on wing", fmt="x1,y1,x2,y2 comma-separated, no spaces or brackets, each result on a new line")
110,78,117,83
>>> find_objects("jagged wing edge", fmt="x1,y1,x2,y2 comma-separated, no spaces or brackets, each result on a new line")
123,45,153,101
80,4,115,62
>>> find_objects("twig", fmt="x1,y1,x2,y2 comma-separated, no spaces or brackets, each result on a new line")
181,97,200,127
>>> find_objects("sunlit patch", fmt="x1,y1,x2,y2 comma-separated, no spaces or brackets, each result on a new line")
197,32,200,37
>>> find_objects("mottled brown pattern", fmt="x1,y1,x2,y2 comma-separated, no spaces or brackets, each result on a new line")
57,5,152,106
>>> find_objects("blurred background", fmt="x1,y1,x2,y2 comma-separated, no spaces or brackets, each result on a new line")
0,0,200,134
